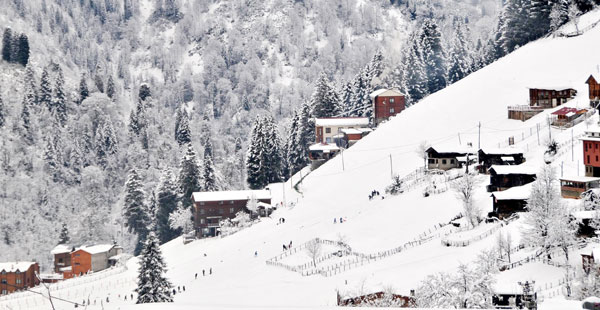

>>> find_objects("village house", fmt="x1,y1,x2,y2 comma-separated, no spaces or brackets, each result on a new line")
369,88,406,125
551,107,587,128
490,183,532,219
339,128,372,148
478,148,525,173
528,87,577,109
425,146,476,171
586,75,600,108
0,262,39,295
314,117,369,144
308,143,341,169
573,210,600,237
560,176,600,199
581,127,600,177
581,247,600,273
51,244,72,273
58,244,122,279
487,165,537,192
192,190,272,238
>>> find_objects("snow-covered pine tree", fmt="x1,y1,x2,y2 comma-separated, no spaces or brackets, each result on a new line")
0,88,4,128
339,81,354,115
550,1,569,33
350,69,369,116
246,116,265,189
310,72,340,118
285,110,300,177
1,28,11,62
293,102,313,169
447,18,472,84
420,19,447,94
96,118,118,167
261,115,283,184
40,67,53,110
94,73,104,93
138,84,151,102
202,151,218,191
123,168,150,253
174,106,191,146
20,99,33,144
23,65,37,106
106,75,116,99
58,223,70,244
156,168,180,243
78,74,89,105
53,65,67,126
401,30,427,104
499,0,530,54
528,0,552,40
135,231,173,304
16,33,28,66
178,144,202,208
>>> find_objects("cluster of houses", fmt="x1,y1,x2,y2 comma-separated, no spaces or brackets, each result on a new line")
308,88,404,168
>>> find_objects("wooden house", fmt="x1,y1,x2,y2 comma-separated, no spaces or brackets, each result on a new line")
339,128,371,148
425,146,475,171
573,210,600,237
315,117,369,144
551,107,587,127
581,127,600,177
51,244,72,273
0,262,39,295
560,176,600,199
478,148,525,173
369,89,405,126
192,190,272,238
487,165,537,192
581,248,600,273
507,105,542,121
529,87,576,109
64,244,122,279
586,75,600,108
308,143,341,169
490,183,532,219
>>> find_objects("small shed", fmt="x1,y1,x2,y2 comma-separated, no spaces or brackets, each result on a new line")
560,176,600,199
487,164,537,192
339,128,371,148
551,107,587,127
490,183,532,219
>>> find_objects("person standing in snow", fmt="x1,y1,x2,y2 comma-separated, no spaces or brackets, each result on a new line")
195,273,198,279
334,218,337,224
203,269,205,276
210,267,212,275
183,286,186,292
255,251,258,257
289,241,292,248
283,244,287,251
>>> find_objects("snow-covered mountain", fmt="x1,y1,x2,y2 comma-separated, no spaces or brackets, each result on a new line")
2,5,600,310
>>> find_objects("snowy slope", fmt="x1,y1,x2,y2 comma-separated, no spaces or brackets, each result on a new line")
4,7,600,310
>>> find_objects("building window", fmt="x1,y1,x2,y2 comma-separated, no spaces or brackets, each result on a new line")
218,209,224,215
16,279,21,284
428,159,435,164
230,207,235,214
450,159,455,164
1,289,6,295
1,279,6,284
200,209,205,215
390,108,395,113
326,137,332,143
442,159,447,164
230,201,234,204
75,254,80,257
596,156,598,162
588,155,591,164
390,98,395,103
200,219,205,224
219,201,224,205
75,263,80,266
586,144,588,152
15,271,20,275
325,127,331,134
1,271,5,275
199,202,205,206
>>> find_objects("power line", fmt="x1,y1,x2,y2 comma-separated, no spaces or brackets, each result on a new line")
1,282,82,307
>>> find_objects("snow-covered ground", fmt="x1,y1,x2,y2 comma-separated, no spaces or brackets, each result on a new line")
4,7,600,310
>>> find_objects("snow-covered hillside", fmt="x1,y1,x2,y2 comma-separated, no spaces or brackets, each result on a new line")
4,5,600,310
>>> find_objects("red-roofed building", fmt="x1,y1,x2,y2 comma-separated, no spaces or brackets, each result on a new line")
369,89,405,125
551,107,587,127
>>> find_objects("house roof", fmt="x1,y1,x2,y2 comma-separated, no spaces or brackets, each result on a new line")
40,273,63,280
192,190,271,202
0,262,36,273
551,107,580,116
369,88,404,98
50,244,72,255
315,117,369,127
573,210,600,220
491,183,532,201
528,86,574,91
586,74,598,84
75,244,115,255
426,146,476,156
479,147,523,156
489,164,537,176
560,176,600,183
340,128,364,135
309,143,340,152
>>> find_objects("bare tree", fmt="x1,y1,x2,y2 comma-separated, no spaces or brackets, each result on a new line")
504,232,513,264
451,173,481,228
416,141,430,171
306,239,322,267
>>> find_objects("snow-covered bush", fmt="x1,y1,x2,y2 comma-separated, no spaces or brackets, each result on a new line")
385,175,404,195
168,205,193,235
219,211,252,237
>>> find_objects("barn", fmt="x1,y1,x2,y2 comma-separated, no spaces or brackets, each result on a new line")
369,88,405,125
192,190,272,238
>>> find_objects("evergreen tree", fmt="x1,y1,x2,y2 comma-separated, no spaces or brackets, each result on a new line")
53,66,67,125
96,118,118,166
135,231,173,304
0,89,4,128
94,73,104,93
401,30,427,104
499,0,530,54
550,1,569,32
106,75,116,99
2,28,12,62
174,106,191,146
178,144,202,208
447,19,471,84
58,223,70,244
123,168,150,243
339,81,354,115
139,84,151,102
20,99,33,144
246,116,266,189
156,169,180,243
261,115,283,184
295,102,313,166
420,19,447,93
310,73,340,118
16,33,29,66
528,0,552,39
40,67,53,110
78,74,89,105
350,70,369,116
23,66,37,106
202,151,218,191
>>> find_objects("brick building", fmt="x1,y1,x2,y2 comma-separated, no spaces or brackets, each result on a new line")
581,127,600,177
586,75,600,108
0,262,39,295
193,190,272,238
369,88,405,125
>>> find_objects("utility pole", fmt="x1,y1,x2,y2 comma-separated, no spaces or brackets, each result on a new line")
458,133,461,145
536,123,540,145
282,180,286,208
572,128,574,161
389,154,394,179
478,121,481,150
341,148,345,171
547,115,552,141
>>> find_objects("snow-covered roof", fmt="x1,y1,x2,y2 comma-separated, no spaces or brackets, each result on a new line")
75,244,115,255
59,266,72,272
358,128,373,133
560,176,600,183
40,273,63,280
427,146,476,155
192,190,271,202
500,156,516,162
479,147,524,155
51,244,72,255
489,164,537,175
340,128,363,135
528,86,574,91
586,126,600,134
572,210,600,220
583,296,600,304
491,183,532,201
314,117,369,127
309,143,340,152
0,262,36,273
108,254,123,261
369,88,404,98
257,202,274,209
552,107,580,116
581,136,600,142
